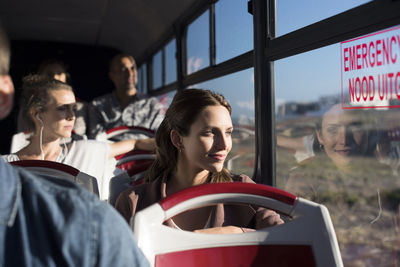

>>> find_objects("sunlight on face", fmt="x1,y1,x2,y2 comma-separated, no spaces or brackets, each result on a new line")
40,89,76,140
181,105,233,173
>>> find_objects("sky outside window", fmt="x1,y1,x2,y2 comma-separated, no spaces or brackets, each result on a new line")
187,10,209,74
276,0,371,37
215,0,253,63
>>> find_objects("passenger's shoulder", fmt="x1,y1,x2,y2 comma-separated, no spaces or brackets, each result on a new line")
232,173,254,183
121,179,157,198
91,93,113,106
136,94,160,104
72,139,108,149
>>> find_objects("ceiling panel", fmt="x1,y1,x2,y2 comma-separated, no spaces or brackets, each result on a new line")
0,0,199,59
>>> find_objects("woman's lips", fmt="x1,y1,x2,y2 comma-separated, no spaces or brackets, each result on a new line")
335,149,351,156
209,154,226,161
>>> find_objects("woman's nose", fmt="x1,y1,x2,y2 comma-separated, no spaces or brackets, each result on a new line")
337,126,354,145
66,107,75,120
215,132,230,150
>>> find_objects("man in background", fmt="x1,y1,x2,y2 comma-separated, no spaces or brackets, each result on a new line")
87,54,164,143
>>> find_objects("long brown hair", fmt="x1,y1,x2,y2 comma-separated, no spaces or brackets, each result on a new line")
145,89,233,183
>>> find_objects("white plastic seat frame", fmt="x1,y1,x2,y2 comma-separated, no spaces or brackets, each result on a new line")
116,153,156,166
133,182,343,267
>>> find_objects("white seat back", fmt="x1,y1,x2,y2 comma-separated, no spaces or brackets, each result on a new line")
133,182,343,267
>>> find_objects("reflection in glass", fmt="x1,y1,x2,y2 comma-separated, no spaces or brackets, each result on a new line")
195,68,255,178
275,40,400,266
215,0,253,63
187,10,209,74
153,50,162,89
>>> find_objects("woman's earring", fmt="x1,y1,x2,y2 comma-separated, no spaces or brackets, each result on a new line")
319,144,324,151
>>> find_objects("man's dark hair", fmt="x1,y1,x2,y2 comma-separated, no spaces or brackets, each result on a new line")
0,24,10,75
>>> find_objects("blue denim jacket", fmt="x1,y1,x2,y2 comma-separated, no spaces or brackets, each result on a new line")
0,159,149,267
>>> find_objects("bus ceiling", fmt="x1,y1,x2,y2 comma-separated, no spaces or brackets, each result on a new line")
0,0,201,61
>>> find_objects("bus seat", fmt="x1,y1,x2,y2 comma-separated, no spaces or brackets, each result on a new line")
115,150,156,171
97,126,155,142
10,160,100,197
132,183,343,267
108,160,154,206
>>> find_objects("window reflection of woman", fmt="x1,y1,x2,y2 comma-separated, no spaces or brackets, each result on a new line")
285,104,398,266
115,89,283,234
315,104,371,173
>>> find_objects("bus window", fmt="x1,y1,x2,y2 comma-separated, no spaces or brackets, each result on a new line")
165,39,177,85
195,68,255,178
137,63,147,95
187,10,209,74
274,26,400,265
215,0,253,64
155,90,176,113
276,0,371,37
152,50,162,89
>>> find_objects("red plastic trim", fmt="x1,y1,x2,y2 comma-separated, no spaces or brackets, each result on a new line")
10,160,80,176
105,125,155,135
115,149,154,160
159,183,296,211
155,244,316,267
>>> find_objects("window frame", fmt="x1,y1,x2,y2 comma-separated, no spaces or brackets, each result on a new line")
135,0,400,185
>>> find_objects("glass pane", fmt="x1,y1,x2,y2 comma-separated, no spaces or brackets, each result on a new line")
165,39,177,85
152,50,162,89
275,26,400,265
155,90,176,114
195,68,255,177
187,10,209,74
137,63,147,95
276,0,371,37
215,0,253,63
